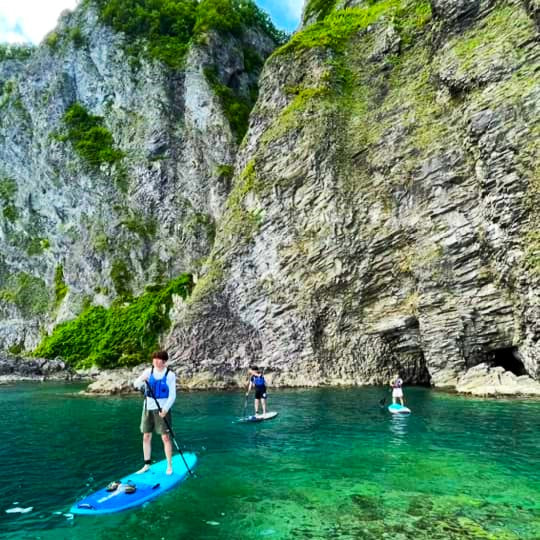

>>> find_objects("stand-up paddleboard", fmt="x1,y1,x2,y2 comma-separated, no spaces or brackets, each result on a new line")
238,411,279,423
71,453,197,515
388,404,411,415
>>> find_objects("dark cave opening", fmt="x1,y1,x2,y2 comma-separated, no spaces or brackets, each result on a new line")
487,347,527,376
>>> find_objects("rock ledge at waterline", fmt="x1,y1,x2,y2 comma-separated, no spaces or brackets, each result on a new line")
82,363,540,398
0,353,80,383
2,354,540,398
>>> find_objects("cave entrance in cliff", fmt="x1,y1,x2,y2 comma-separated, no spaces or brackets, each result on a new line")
487,347,527,376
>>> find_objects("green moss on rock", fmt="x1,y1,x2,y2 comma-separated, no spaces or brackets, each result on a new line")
303,0,339,25
220,160,264,242
189,258,224,305
451,6,531,74
59,103,124,168
120,213,157,240
0,43,34,61
54,265,68,306
110,259,133,298
188,212,216,244
0,272,50,317
216,163,234,179
203,66,253,143
0,177,18,222
277,0,431,56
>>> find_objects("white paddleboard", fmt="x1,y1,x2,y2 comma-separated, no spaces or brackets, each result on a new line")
238,411,279,423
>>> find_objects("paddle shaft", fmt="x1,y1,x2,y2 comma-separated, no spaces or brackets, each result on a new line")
241,367,250,418
144,380,193,476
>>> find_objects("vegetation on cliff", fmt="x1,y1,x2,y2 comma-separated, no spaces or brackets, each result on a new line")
204,66,254,143
54,265,68,307
280,0,431,55
0,178,18,222
0,273,50,317
84,0,283,142
89,0,286,67
0,44,35,62
33,274,193,368
57,103,124,168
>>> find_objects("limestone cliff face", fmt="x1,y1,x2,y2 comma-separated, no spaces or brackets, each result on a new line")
0,2,275,351
168,0,540,389
1,0,539,393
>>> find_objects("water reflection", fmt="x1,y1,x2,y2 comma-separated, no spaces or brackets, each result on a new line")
389,414,410,445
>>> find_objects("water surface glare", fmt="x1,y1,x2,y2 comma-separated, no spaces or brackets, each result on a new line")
1,384,539,539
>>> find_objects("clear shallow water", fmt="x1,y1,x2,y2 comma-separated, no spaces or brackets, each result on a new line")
0,384,539,539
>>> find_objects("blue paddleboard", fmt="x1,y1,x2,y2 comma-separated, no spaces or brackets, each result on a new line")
388,404,411,415
71,453,197,515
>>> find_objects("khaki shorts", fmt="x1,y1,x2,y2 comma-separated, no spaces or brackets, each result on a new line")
140,409,172,435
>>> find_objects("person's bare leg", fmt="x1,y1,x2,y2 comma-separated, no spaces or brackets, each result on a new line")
254,398,260,414
137,432,152,473
262,397,267,415
162,433,173,474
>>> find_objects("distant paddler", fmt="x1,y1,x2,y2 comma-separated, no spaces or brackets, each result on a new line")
246,365,268,416
390,373,405,407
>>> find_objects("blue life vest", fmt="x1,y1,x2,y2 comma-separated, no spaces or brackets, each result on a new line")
147,367,170,399
252,374,266,388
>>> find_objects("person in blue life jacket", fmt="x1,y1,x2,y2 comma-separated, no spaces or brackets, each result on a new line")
246,365,267,416
133,350,177,475
390,373,405,406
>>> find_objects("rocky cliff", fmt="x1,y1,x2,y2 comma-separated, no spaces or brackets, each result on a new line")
167,0,540,390
0,0,277,357
1,0,539,393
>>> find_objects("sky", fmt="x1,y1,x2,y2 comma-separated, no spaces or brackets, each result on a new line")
0,0,302,45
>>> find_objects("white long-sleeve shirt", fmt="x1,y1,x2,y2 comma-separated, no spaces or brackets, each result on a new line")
133,367,177,413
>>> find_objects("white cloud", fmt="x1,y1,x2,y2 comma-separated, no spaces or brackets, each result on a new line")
0,0,78,44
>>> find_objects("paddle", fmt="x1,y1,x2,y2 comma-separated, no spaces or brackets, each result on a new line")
379,397,386,408
239,367,250,419
241,393,249,419
144,380,194,477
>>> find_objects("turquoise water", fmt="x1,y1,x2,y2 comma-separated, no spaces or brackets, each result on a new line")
1,384,539,539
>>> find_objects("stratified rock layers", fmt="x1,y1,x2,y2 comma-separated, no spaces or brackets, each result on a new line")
1,1,539,394
168,0,540,390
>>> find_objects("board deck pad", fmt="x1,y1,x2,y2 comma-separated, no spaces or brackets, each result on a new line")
238,411,279,423
388,404,411,415
71,453,197,515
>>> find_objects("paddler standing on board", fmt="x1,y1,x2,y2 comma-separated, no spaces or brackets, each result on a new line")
133,350,177,475
390,374,405,407
246,366,268,416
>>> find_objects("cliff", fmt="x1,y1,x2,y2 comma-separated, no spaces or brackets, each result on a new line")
1,0,539,394
167,0,540,390
0,0,278,363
